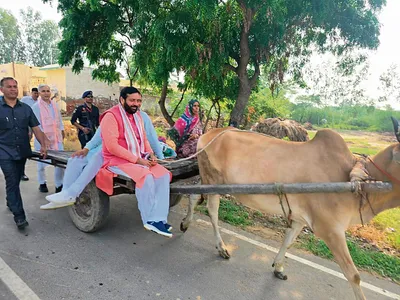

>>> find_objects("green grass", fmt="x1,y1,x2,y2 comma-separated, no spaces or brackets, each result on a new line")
299,235,400,282
373,208,400,249
196,198,254,228
347,146,380,156
309,131,380,155
308,131,317,139
155,126,166,137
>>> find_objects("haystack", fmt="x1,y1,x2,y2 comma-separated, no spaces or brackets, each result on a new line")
303,122,315,130
153,117,171,130
254,118,309,142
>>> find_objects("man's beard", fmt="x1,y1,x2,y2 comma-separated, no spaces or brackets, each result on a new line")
123,102,138,114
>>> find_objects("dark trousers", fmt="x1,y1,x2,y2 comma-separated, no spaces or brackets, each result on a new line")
22,159,27,177
78,132,94,149
0,159,26,222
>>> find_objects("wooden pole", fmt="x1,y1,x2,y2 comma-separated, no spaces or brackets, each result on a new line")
170,182,392,195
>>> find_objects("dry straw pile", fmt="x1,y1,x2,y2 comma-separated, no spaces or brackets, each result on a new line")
254,118,309,142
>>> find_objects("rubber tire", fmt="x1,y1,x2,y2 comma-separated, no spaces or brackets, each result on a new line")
68,180,110,233
169,193,183,207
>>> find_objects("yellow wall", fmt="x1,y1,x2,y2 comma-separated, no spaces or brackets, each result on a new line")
45,69,67,100
0,63,47,98
119,79,131,87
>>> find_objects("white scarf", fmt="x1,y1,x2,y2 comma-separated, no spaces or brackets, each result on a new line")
118,103,146,158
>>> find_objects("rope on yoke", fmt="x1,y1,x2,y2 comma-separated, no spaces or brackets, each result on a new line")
275,183,292,228
351,155,379,226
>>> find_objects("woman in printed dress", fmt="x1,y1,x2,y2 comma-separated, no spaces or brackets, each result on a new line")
168,99,202,158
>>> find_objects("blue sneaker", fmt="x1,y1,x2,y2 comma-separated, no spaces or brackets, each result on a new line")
144,221,172,238
163,222,172,232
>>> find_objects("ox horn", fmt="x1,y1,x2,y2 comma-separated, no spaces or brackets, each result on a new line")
391,116,400,143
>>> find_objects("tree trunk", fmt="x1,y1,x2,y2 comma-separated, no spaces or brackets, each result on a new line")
158,80,175,127
216,100,221,128
171,85,187,119
229,79,252,127
228,2,258,127
203,101,216,132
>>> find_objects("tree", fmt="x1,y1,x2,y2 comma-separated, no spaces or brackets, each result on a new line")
49,0,385,126
378,64,400,103
0,8,25,64
20,7,60,66
184,0,384,126
300,52,371,107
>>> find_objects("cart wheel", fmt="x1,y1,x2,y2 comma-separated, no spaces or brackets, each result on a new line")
169,193,182,207
68,180,110,233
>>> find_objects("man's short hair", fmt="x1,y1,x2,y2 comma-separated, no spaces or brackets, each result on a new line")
120,86,141,100
32,88,38,92
0,77,18,87
38,84,50,91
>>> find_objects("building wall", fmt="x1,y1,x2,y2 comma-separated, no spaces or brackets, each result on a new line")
0,63,47,98
44,69,67,100
65,67,119,101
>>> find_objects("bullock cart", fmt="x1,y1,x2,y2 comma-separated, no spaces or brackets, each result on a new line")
31,150,392,233
31,150,199,232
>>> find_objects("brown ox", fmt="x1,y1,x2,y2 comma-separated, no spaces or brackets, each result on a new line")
181,124,400,300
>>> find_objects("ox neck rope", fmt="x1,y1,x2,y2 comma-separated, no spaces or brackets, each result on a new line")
275,184,292,227
356,156,394,225
359,155,400,225
367,156,400,186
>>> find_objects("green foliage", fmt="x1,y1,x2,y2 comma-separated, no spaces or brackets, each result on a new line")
244,84,292,126
379,64,400,102
0,7,60,66
291,104,400,132
0,8,25,63
51,0,385,125
299,235,400,282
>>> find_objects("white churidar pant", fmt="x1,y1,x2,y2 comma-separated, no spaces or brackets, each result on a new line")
108,166,170,224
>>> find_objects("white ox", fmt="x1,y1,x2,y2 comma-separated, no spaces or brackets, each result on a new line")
181,121,400,300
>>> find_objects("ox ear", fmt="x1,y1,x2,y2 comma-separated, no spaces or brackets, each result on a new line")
391,117,400,143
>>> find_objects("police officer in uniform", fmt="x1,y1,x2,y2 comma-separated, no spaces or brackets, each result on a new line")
70,91,100,148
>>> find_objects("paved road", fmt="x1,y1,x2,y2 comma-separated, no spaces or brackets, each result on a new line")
0,161,399,300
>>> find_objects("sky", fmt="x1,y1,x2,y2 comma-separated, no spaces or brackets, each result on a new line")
1,0,400,106
364,0,400,101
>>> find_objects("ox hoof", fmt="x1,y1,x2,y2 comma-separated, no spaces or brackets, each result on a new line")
218,248,231,259
180,222,188,232
274,270,288,280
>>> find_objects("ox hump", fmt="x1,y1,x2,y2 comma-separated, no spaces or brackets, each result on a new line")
312,129,349,151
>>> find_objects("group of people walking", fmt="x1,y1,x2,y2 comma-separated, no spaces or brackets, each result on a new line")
0,76,203,238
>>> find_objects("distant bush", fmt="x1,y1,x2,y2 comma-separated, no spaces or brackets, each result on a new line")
290,104,400,132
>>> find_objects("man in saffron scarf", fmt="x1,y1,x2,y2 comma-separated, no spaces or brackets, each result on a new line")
41,106,166,209
97,87,172,238
167,99,202,158
32,84,65,193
